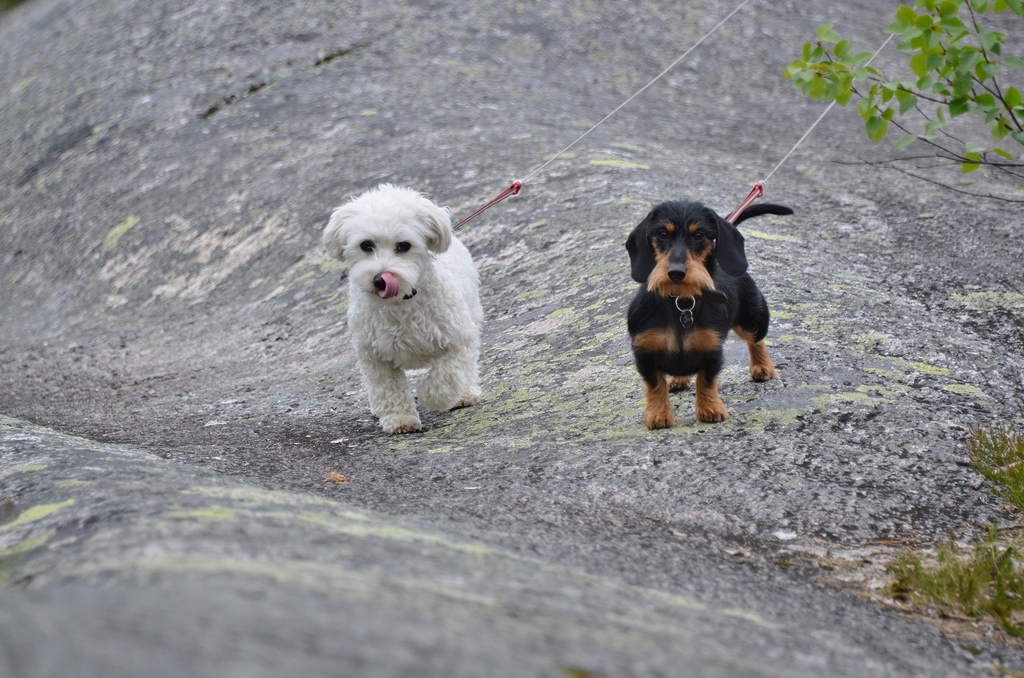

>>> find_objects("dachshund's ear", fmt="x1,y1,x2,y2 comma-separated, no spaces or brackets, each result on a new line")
625,214,656,283
714,214,748,277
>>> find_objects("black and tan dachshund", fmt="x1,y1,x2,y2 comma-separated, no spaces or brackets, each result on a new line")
625,200,793,429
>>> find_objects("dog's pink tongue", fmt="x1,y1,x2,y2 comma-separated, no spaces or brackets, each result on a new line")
378,271,400,299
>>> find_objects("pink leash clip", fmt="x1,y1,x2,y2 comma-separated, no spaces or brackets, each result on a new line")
453,180,523,231
725,181,764,224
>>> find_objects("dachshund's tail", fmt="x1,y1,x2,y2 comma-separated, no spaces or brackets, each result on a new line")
731,203,793,226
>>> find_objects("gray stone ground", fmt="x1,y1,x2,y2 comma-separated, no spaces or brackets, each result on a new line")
1,0,1023,675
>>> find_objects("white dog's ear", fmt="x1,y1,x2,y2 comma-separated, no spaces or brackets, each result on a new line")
322,203,359,260
418,200,452,254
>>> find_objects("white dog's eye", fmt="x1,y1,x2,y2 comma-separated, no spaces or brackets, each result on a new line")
359,240,374,253
396,241,411,253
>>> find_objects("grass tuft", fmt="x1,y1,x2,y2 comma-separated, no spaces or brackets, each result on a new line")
970,427,1024,513
888,530,1024,636
884,426,1024,637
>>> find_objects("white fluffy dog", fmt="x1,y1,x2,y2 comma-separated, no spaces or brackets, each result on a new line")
322,184,483,433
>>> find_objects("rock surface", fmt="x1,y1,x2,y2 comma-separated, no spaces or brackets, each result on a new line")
2,0,1023,675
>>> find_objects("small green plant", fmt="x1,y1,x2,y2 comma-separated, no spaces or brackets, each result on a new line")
885,427,1024,635
785,0,1024,194
1,0,32,11
889,529,1024,636
971,426,1024,510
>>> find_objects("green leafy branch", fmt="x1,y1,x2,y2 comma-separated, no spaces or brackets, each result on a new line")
785,0,1024,195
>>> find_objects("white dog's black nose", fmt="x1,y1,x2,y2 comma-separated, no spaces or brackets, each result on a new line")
373,273,387,291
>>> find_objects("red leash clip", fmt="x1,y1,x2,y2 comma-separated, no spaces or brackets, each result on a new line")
725,181,764,224
453,180,523,231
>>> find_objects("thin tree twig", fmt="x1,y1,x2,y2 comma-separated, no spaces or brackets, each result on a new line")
846,158,1024,203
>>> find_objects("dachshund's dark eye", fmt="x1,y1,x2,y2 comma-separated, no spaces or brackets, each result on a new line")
359,240,374,252
693,231,706,242
655,230,670,241
395,241,412,253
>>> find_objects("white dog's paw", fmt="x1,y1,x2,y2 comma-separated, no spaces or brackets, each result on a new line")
419,391,478,412
379,412,422,434
451,385,481,410
417,390,456,412
418,384,476,412
416,376,449,412
418,370,480,412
